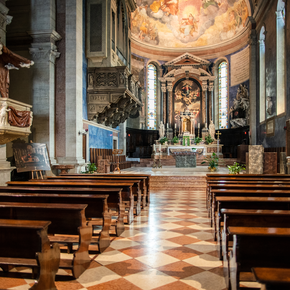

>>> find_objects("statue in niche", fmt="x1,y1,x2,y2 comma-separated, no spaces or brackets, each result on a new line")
0,44,33,98
266,96,273,116
230,83,249,128
158,121,165,139
209,120,216,140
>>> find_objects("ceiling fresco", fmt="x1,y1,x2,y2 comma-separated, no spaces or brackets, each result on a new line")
131,0,249,48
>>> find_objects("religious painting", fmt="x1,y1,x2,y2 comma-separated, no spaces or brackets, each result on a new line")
131,0,249,48
13,143,51,173
174,79,201,121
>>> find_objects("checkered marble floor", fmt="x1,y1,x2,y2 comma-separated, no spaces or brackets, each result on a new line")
1,190,229,290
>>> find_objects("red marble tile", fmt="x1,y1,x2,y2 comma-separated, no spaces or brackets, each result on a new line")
87,278,142,290
157,261,203,279
162,246,202,260
167,236,201,246
153,281,199,290
121,245,158,258
174,214,199,219
0,277,28,288
105,259,151,276
55,280,85,290
209,265,224,277
172,220,197,227
170,227,200,235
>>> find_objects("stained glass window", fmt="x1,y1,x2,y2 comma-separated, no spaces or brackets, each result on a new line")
218,61,228,129
147,64,157,130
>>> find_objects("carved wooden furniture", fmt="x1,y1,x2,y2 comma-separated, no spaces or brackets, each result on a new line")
0,186,122,238
252,267,290,290
20,179,137,224
221,209,290,289
53,164,75,174
0,219,60,290
7,180,136,224
229,227,290,290
49,174,149,209
0,202,91,278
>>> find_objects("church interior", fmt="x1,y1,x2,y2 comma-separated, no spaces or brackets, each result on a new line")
0,0,290,289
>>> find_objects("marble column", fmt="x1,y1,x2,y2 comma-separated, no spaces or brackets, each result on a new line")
119,120,127,154
161,83,166,125
249,29,257,144
29,0,61,166
209,81,214,123
0,1,14,184
55,0,85,170
166,82,173,139
201,80,208,126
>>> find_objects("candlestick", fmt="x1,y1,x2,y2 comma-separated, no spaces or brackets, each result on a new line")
153,144,156,152
159,143,162,153
175,123,176,129
167,123,169,129
205,123,207,128
198,123,200,128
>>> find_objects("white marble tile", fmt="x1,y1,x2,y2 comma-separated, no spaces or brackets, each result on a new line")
94,250,132,265
184,253,222,270
185,241,217,253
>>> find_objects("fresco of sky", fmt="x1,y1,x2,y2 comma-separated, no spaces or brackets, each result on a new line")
131,0,249,48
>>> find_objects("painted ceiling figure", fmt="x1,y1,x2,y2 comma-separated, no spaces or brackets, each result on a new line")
0,44,33,98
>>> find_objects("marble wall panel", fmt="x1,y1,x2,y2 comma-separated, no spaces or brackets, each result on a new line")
263,152,277,174
248,145,264,174
280,152,287,174
89,125,113,149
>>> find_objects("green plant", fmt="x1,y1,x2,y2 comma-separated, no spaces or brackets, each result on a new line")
82,162,97,174
228,162,246,174
160,137,168,145
205,134,214,145
194,136,202,145
171,136,179,144
201,152,219,169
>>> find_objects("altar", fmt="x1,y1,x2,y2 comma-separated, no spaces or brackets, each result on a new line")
167,145,206,156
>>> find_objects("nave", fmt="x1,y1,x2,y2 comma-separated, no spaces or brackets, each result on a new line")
0,189,247,290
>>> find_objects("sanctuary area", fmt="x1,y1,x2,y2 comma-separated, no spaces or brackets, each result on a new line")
0,0,290,290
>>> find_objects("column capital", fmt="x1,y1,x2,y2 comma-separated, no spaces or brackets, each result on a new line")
28,30,62,45
208,81,214,92
161,83,167,93
201,80,208,92
29,46,60,64
167,83,173,92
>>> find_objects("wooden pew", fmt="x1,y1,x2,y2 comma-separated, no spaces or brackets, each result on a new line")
43,177,143,216
7,180,136,224
47,175,148,209
0,190,115,248
215,196,290,243
210,188,290,228
63,173,151,204
252,267,290,290
0,202,92,279
229,227,290,290
220,209,290,288
0,186,123,237
209,183,290,224
0,219,60,290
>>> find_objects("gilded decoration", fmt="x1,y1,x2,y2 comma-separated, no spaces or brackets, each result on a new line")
131,0,249,48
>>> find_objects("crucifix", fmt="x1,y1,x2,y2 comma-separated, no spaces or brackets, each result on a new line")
216,130,221,156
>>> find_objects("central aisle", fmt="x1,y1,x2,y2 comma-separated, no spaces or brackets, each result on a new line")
72,189,227,290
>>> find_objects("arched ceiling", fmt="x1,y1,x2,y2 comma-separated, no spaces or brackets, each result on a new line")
131,0,249,50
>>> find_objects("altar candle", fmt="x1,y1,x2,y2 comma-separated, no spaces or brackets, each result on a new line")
198,123,200,128
175,124,176,129
153,144,156,152
167,123,169,129
205,123,207,128
159,143,162,152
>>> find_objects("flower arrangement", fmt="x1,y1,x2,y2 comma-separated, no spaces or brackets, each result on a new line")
171,136,179,144
205,135,214,145
82,162,97,174
194,136,202,145
160,137,169,145
228,162,246,174
201,152,219,171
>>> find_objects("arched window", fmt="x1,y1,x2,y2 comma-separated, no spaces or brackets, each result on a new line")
147,64,157,129
218,61,228,129
276,0,285,115
259,26,266,122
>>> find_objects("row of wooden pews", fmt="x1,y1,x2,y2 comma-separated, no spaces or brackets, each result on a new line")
0,173,150,290
206,173,290,290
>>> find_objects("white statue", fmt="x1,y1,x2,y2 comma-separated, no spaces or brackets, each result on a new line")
209,120,216,140
0,102,10,126
158,121,165,139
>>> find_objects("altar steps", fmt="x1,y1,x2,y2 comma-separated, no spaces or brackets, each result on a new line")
151,176,207,190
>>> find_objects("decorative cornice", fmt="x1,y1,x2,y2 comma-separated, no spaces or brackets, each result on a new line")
164,52,210,67
28,30,62,44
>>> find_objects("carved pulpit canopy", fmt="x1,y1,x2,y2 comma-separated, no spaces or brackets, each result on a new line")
0,44,34,99
87,66,142,128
